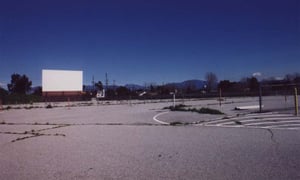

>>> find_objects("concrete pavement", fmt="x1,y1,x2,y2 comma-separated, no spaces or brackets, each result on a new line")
0,99,299,179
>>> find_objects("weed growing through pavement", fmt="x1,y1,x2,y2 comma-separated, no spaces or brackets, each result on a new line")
46,104,53,109
164,104,224,115
234,120,242,125
169,121,183,126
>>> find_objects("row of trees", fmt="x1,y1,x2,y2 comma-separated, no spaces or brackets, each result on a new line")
218,77,259,93
1,72,300,103
219,73,300,95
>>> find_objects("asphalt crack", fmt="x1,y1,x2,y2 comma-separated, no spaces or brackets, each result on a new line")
266,128,276,144
0,124,68,143
0,122,171,143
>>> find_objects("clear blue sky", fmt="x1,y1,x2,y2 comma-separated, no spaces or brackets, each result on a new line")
1,0,299,87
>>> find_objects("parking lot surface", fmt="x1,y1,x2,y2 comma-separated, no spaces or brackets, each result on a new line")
1,97,300,179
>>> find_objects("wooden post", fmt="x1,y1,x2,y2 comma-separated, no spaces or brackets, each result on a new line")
67,97,70,110
219,88,222,106
294,87,298,116
0,99,2,111
259,84,262,113
173,93,176,108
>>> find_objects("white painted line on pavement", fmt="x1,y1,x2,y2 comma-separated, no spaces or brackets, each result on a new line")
224,114,293,121
243,120,300,126
265,124,300,128
207,114,300,125
205,124,300,131
235,105,263,110
205,124,244,128
237,117,300,122
219,118,300,126
153,111,170,125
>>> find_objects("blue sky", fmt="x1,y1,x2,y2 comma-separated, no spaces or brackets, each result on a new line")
1,0,299,87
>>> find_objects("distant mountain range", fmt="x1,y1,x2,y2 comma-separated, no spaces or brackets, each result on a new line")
28,80,207,93
82,79,207,91
166,80,207,90
124,84,144,90
124,80,207,90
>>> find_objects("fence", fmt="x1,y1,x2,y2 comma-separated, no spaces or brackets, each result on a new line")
258,85,299,115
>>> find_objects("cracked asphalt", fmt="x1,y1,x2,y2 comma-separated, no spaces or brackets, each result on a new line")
0,98,300,179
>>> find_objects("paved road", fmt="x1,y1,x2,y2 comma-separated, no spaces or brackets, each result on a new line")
0,101,300,179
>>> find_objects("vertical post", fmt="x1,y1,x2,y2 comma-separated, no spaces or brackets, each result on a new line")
67,97,70,109
129,89,132,106
92,75,95,91
259,84,262,113
284,85,288,110
294,87,298,116
105,73,108,89
0,99,2,111
173,93,176,108
219,88,222,106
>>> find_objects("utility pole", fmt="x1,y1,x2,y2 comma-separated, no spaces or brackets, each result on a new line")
92,75,95,91
105,73,108,90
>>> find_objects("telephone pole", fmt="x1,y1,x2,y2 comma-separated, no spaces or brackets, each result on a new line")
92,75,95,91
113,80,116,90
105,73,108,90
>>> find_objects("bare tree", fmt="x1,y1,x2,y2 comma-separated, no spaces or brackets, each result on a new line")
205,72,218,92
